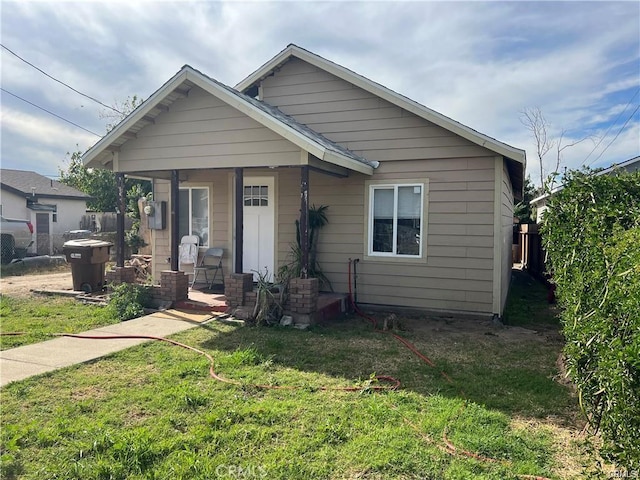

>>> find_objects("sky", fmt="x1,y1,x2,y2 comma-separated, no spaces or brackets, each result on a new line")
1,0,639,188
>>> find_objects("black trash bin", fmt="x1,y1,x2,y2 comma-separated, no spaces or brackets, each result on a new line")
63,239,113,293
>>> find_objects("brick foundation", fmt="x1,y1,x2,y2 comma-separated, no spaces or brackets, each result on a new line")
105,266,135,286
224,273,254,309
289,278,319,315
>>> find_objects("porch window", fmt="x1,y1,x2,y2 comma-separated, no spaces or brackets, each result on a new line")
179,187,209,247
369,184,423,257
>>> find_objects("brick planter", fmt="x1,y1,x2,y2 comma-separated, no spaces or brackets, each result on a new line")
225,273,254,309
105,266,135,286
157,270,189,302
289,277,319,315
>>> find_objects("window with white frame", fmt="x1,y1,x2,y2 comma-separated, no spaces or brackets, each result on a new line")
179,187,209,247
369,184,423,257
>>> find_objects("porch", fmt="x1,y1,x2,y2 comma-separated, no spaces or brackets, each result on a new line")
173,282,349,326
82,66,377,323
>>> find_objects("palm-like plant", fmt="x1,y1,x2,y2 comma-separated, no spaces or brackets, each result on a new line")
286,204,332,290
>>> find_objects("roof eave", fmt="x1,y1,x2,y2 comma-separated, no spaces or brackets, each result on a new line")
82,69,190,169
321,151,374,176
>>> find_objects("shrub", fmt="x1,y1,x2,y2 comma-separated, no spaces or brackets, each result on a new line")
108,283,153,321
542,169,640,469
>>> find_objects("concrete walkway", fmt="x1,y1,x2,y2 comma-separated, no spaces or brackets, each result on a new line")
0,309,216,387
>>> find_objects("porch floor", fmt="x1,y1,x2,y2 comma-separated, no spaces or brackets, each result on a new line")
174,284,228,312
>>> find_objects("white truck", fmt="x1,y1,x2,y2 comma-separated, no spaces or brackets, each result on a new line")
1,215,34,263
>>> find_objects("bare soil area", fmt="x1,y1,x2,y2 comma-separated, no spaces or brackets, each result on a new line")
0,269,75,297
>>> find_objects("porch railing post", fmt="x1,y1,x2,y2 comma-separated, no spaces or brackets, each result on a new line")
300,165,310,278
170,169,179,272
116,172,126,268
235,167,244,274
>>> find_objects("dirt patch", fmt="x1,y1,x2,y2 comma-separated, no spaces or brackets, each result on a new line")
0,270,75,298
366,312,563,345
70,385,108,401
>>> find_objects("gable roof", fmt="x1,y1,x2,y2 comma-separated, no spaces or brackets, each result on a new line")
0,169,90,201
82,65,377,175
237,44,526,197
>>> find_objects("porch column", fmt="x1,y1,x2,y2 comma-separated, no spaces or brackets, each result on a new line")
300,165,310,278
170,169,179,272
115,172,126,268
234,167,243,274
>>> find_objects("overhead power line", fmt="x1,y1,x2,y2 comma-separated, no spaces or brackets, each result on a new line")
1,43,123,114
583,87,640,165
587,103,640,167
1,87,101,137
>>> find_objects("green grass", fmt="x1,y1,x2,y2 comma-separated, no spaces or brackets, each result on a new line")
0,295,118,350
0,273,599,479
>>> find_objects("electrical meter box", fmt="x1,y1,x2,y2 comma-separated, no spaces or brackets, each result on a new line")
147,201,166,230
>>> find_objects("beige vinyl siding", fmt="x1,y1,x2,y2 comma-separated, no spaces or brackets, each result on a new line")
117,86,301,172
274,157,496,315
276,168,302,266
260,58,499,315
151,172,232,283
260,58,491,163
500,160,515,314
151,179,171,281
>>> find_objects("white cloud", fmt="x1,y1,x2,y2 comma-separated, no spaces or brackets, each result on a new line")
1,107,98,174
0,0,637,184
1,107,97,151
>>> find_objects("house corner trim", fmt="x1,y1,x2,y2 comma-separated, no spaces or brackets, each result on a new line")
492,156,503,316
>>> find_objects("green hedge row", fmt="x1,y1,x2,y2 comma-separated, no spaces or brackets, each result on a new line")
542,170,640,469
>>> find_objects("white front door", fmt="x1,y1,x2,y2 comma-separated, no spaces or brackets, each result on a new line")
243,177,275,281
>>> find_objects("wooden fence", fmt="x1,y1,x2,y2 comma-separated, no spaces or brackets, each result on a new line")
516,223,546,279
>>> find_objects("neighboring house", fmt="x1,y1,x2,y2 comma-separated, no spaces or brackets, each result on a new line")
0,169,91,254
82,44,525,318
531,156,640,222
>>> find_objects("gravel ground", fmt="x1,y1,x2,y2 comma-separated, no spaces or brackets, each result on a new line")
0,270,74,297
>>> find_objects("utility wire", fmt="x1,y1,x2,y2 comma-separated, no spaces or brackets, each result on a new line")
587,103,640,167
1,43,123,114
583,87,640,165
1,87,102,137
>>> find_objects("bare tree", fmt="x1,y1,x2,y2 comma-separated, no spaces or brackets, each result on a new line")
520,107,553,190
520,107,594,191
554,129,593,180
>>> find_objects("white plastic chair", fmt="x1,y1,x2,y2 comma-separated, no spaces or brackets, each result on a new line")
191,247,224,289
178,235,199,272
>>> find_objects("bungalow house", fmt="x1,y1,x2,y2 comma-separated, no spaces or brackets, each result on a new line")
83,45,525,319
0,169,91,255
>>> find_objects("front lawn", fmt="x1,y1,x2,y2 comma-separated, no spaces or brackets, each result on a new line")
1,273,599,479
0,295,118,350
